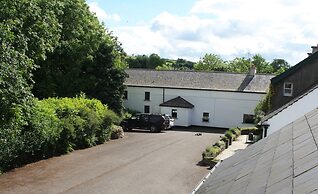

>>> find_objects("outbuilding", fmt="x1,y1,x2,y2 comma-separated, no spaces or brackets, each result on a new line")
124,69,273,128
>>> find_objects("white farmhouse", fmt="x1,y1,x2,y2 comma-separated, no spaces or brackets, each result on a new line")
124,69,273,129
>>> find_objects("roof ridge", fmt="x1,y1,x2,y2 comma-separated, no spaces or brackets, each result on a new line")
127,68,274,76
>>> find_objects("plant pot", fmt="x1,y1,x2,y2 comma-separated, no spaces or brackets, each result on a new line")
228,137,232,145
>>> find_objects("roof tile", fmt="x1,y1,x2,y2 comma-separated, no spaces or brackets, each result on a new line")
125,69,273,93
196,108,318,194
159,96,194,108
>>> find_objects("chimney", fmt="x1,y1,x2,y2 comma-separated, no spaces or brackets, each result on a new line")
308,44,318,56
249,64,256,76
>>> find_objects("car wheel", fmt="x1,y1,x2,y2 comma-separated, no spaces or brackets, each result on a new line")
150,125,157,133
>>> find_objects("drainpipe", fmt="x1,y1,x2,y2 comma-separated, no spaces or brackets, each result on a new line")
163,87,165,103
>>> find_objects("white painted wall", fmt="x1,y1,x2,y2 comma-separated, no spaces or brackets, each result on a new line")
124,86,265,128
161,107,192,127
265,87,318,135
124,87,164,114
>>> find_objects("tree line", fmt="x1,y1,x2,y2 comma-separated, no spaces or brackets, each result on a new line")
0,0,126,172
127,53,290,74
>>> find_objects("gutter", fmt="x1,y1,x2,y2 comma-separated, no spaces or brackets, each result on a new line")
190,160,222,194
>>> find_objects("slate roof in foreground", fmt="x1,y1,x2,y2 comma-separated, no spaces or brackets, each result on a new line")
160,96,194,108
196,108,318,194
125,69,274,93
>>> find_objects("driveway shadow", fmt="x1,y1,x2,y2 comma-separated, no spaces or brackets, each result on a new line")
196,160,218,170
169,126,226,134
125,129,166,134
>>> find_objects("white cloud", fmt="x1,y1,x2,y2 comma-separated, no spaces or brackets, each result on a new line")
111,0,318,64
88,2,121,22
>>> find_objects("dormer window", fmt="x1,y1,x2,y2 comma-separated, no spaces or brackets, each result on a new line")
283,82,293,97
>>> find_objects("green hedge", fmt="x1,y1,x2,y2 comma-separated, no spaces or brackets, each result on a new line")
229,127,241,137
202,127,243,164
203,145,222,158
0,96,118,173
214,140,226,151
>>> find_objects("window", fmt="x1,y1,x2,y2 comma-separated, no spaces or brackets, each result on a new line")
123,90,128,100
145,92,150,101
144,105,150,113
202,112,209,122
171,109,178,118
283,82,293,97
243,114,255,124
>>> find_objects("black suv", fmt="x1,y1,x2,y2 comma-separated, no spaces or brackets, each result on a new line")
120,113,170,132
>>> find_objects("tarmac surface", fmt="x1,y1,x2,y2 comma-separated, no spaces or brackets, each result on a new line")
0,128,224,194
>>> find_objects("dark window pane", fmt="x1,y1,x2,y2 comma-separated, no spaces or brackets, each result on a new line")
123,90,128,100
145,92,150,101
144,105,150,113
202,112,209,122
243,114,255,124
171,109,177,118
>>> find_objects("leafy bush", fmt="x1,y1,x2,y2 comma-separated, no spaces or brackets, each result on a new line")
229,127,241,137
40,96,119,150
240,127,260,135
221,136,228,142
204,146,221,158
122,108,140,119
0,96,118,172
254,85,273,123
225,130,236,140
214,140,226,150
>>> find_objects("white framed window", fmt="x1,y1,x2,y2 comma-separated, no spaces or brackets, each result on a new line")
202,112,209,122
283,82,293,97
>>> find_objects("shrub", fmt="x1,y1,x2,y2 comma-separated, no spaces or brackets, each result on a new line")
0,96,119,172
225,130,235,140
221,136,228,142
204,145,221,158
41,96,119,150
229,127,241,137
240,127,260,135
214,140,226,150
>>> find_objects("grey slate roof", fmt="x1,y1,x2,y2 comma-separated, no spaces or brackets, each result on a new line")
196,108,318,194
125,69,274,93
159,96,194,108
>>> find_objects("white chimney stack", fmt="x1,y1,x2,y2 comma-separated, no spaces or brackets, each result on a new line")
308,44,318,56
249,64,256,76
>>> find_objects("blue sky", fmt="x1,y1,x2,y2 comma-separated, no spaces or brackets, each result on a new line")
87,0,195,27
87,0,318,65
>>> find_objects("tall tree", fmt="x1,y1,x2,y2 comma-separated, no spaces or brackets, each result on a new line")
174,58,194,70
0,0,62,170
0,0,62,125
270,59,290,74
227,57,251,73
32,0,127,113
194,54,227,71
252,54,273,73
84,39,128,114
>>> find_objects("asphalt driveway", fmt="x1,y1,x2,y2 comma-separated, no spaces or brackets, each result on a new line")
0,128,224,194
